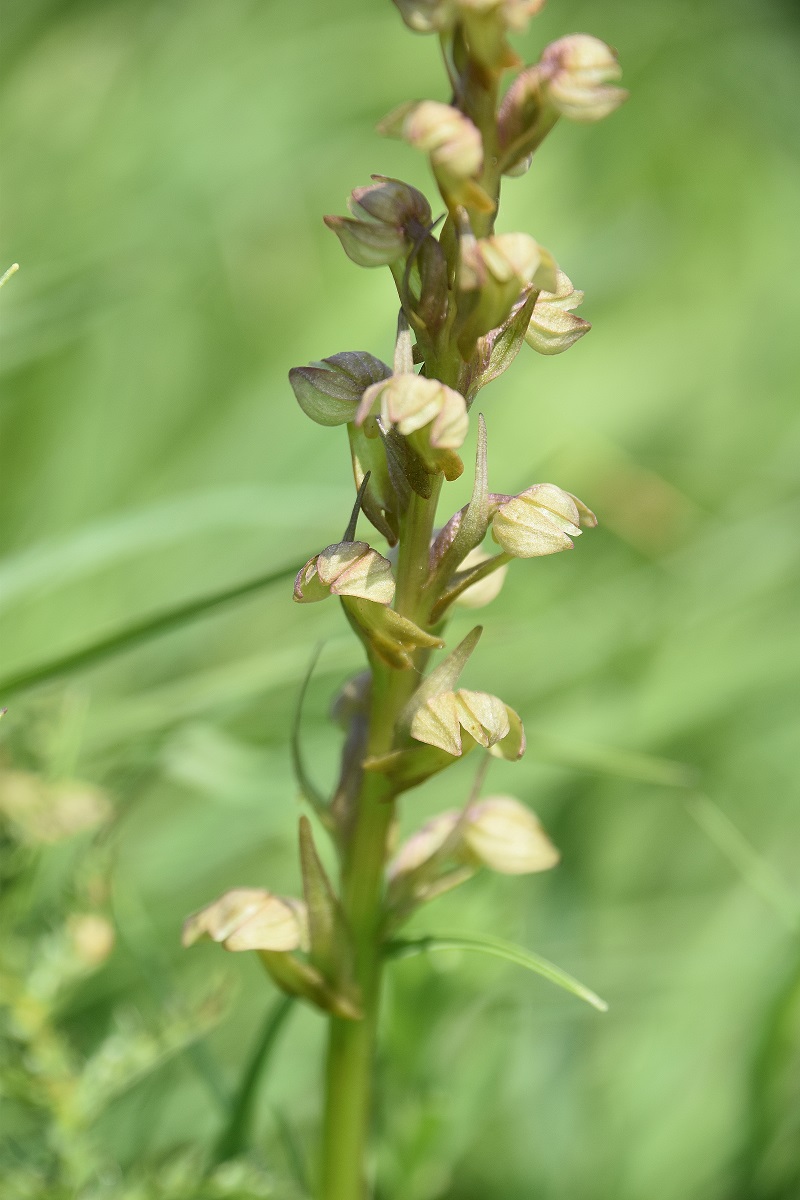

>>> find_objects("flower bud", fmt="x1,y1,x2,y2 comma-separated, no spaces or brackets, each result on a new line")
324,177,433,269
388,809,460,880
323,214,407,268
182,888,307,953
294,540,441,669
382,100,482,178
385,807,477,926
356,373,468,480
294,541,396,605
379,101,490,209
454,547,508,608
538,34,627,123
351,175,432,227
462,795,559,873
496,65,556,169
387,794,556,912
492,482,596,557
458,228,557,348
182,888,361,1018
460,231,556,294
411,687,525,760
525,269,591,355
289,351,391,427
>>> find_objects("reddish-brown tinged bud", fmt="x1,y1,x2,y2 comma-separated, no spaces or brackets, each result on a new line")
350,175,431,227
289,351,391,427
380,100,483,179
323,214,405,268
379,101,492,210
324,176,433,268
538,34,627,122
498,34,625,173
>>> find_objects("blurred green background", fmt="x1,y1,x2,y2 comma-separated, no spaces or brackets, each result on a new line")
1,0,799,1196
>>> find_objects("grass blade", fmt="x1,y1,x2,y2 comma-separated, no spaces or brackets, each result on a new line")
273,1103,311,1195
685,793,799,932
526,732,699,788
0,560,300,698
386,932,608,1012
213,995,295,1164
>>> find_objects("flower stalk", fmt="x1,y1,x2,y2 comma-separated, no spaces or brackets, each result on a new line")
183,4,625,1196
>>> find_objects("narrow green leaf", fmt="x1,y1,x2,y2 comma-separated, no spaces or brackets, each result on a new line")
0,560,300,698
212,996,295,1164
685,793,799,932
0,486,343,613
385,932,609,1012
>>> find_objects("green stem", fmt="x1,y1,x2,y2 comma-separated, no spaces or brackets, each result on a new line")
317,49,494,1189
319,482,441,1200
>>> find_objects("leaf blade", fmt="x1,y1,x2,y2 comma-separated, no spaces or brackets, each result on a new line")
0,560,300,697
212,996,295,1164
385,931,608,1012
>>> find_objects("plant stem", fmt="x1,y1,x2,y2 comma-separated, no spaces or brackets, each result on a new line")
319,481,441,1200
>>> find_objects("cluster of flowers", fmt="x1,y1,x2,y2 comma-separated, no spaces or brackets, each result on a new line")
185,0,624,1024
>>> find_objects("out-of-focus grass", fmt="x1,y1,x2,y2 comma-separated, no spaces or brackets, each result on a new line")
1,0,799,1196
